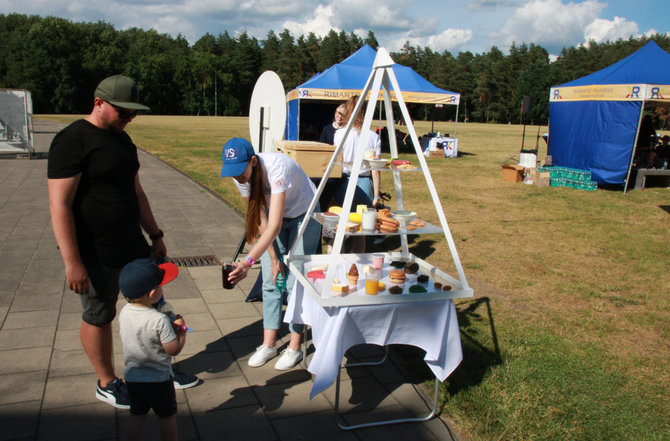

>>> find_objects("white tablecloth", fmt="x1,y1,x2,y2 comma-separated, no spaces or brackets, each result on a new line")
285,282,463,399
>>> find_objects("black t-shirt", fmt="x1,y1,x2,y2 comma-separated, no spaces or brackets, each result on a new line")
48,119,150,267
319,124,337,145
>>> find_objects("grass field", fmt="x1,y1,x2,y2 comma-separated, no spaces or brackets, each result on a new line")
41,114,670,441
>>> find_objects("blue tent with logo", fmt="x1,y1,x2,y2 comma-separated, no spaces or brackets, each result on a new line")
547,40,670,188
285,45,460,140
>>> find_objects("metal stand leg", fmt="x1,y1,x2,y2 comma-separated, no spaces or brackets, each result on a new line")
334,346,440,430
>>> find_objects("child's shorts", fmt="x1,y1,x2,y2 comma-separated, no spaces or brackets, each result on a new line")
127,380,177,417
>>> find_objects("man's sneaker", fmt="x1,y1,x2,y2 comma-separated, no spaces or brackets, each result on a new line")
248,344,277,367
274,348,303,371
96,378,130,409
172,365,199,390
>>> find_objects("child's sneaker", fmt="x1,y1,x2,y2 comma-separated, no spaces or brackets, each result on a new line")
96,378,130,409
274,348,303,371
172,365,199,389
248,345,277,367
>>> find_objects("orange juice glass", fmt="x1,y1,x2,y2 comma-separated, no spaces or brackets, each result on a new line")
365,277,379,295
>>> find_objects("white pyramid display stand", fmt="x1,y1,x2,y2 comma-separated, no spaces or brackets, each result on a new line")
286,48,474,306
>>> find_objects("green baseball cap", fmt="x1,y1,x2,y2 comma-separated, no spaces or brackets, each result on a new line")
94,74,150,110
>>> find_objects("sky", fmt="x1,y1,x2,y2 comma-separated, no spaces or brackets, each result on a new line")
2,0,669,57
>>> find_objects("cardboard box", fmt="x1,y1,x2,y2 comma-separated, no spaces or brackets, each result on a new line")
428,149,445,158
274,140,342,178
502,164,524,182
536,171,551,186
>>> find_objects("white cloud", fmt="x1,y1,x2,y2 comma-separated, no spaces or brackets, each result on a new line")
282,4,339,39
584,16,638,43
427,28,474,52
331,0,415,32
491,0,605,52
387,28,473,53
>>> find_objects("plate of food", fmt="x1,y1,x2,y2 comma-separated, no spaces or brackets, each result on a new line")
363,158,389,169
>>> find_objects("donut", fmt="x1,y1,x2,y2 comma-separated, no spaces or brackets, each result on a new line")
404,262,419,274
388,269,406,284
417,274,429,283
389,285,403,294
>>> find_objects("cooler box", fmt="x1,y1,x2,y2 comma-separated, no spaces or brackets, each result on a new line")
274,140,342,178
424,137,458,158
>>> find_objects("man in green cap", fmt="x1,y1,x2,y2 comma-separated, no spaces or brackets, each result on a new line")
47,74,165,409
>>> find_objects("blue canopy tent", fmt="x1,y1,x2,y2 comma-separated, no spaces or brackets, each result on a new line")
286,45,460,141
547,40,670,190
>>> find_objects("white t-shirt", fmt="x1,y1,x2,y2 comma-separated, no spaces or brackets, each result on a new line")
119,304,176,382
234,152,316,219
333,128,381,176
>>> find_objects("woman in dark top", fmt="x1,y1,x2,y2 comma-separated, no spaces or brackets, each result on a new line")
319,104,346,144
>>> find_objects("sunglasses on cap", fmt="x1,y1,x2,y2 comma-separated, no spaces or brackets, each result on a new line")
106,101,139,120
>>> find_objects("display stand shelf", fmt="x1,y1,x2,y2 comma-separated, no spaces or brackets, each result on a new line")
288,252,473,307
336,161,423,172
313,213,442,235
283,47,471,430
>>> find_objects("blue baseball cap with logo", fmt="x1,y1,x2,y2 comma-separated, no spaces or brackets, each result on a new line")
220,138,255,178
119,258,179,299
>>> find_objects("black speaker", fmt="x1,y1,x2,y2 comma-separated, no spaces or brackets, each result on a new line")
522,96,532,114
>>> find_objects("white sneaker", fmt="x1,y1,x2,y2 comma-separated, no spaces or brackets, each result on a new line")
248,345,277,367
274,348,303,371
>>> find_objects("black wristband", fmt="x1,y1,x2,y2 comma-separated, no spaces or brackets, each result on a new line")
149,229,164,241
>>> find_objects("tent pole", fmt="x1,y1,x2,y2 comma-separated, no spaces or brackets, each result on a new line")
623,104,646,193
453,102,460,137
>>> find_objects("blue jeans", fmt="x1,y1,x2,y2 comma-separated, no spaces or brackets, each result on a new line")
261,207,321,333
335,175,373,208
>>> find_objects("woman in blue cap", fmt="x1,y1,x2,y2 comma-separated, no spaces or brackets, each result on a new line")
220,138,321,370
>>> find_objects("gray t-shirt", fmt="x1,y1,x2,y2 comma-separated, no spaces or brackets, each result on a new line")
119,303,177,382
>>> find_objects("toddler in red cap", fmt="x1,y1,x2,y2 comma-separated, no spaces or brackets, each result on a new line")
118,258,186,441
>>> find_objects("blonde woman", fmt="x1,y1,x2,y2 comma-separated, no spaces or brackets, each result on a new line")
333,95,382,208
319,104,346,145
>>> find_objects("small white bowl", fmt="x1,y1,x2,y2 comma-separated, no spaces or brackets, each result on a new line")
364,158,389,169
391,210,417,224
320,212,340,227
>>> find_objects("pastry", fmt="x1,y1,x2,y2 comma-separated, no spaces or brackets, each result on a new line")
434,282,443,290
363,265,375,274
388,269,406,284
331,278,349,294
443,285,452,291
389,285,403,294
347,264,359,287
417,274,429,283
409,218,426,228
377,208,391,218
404,262,419,274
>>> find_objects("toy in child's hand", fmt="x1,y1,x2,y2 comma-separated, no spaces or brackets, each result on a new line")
174,324,193,332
